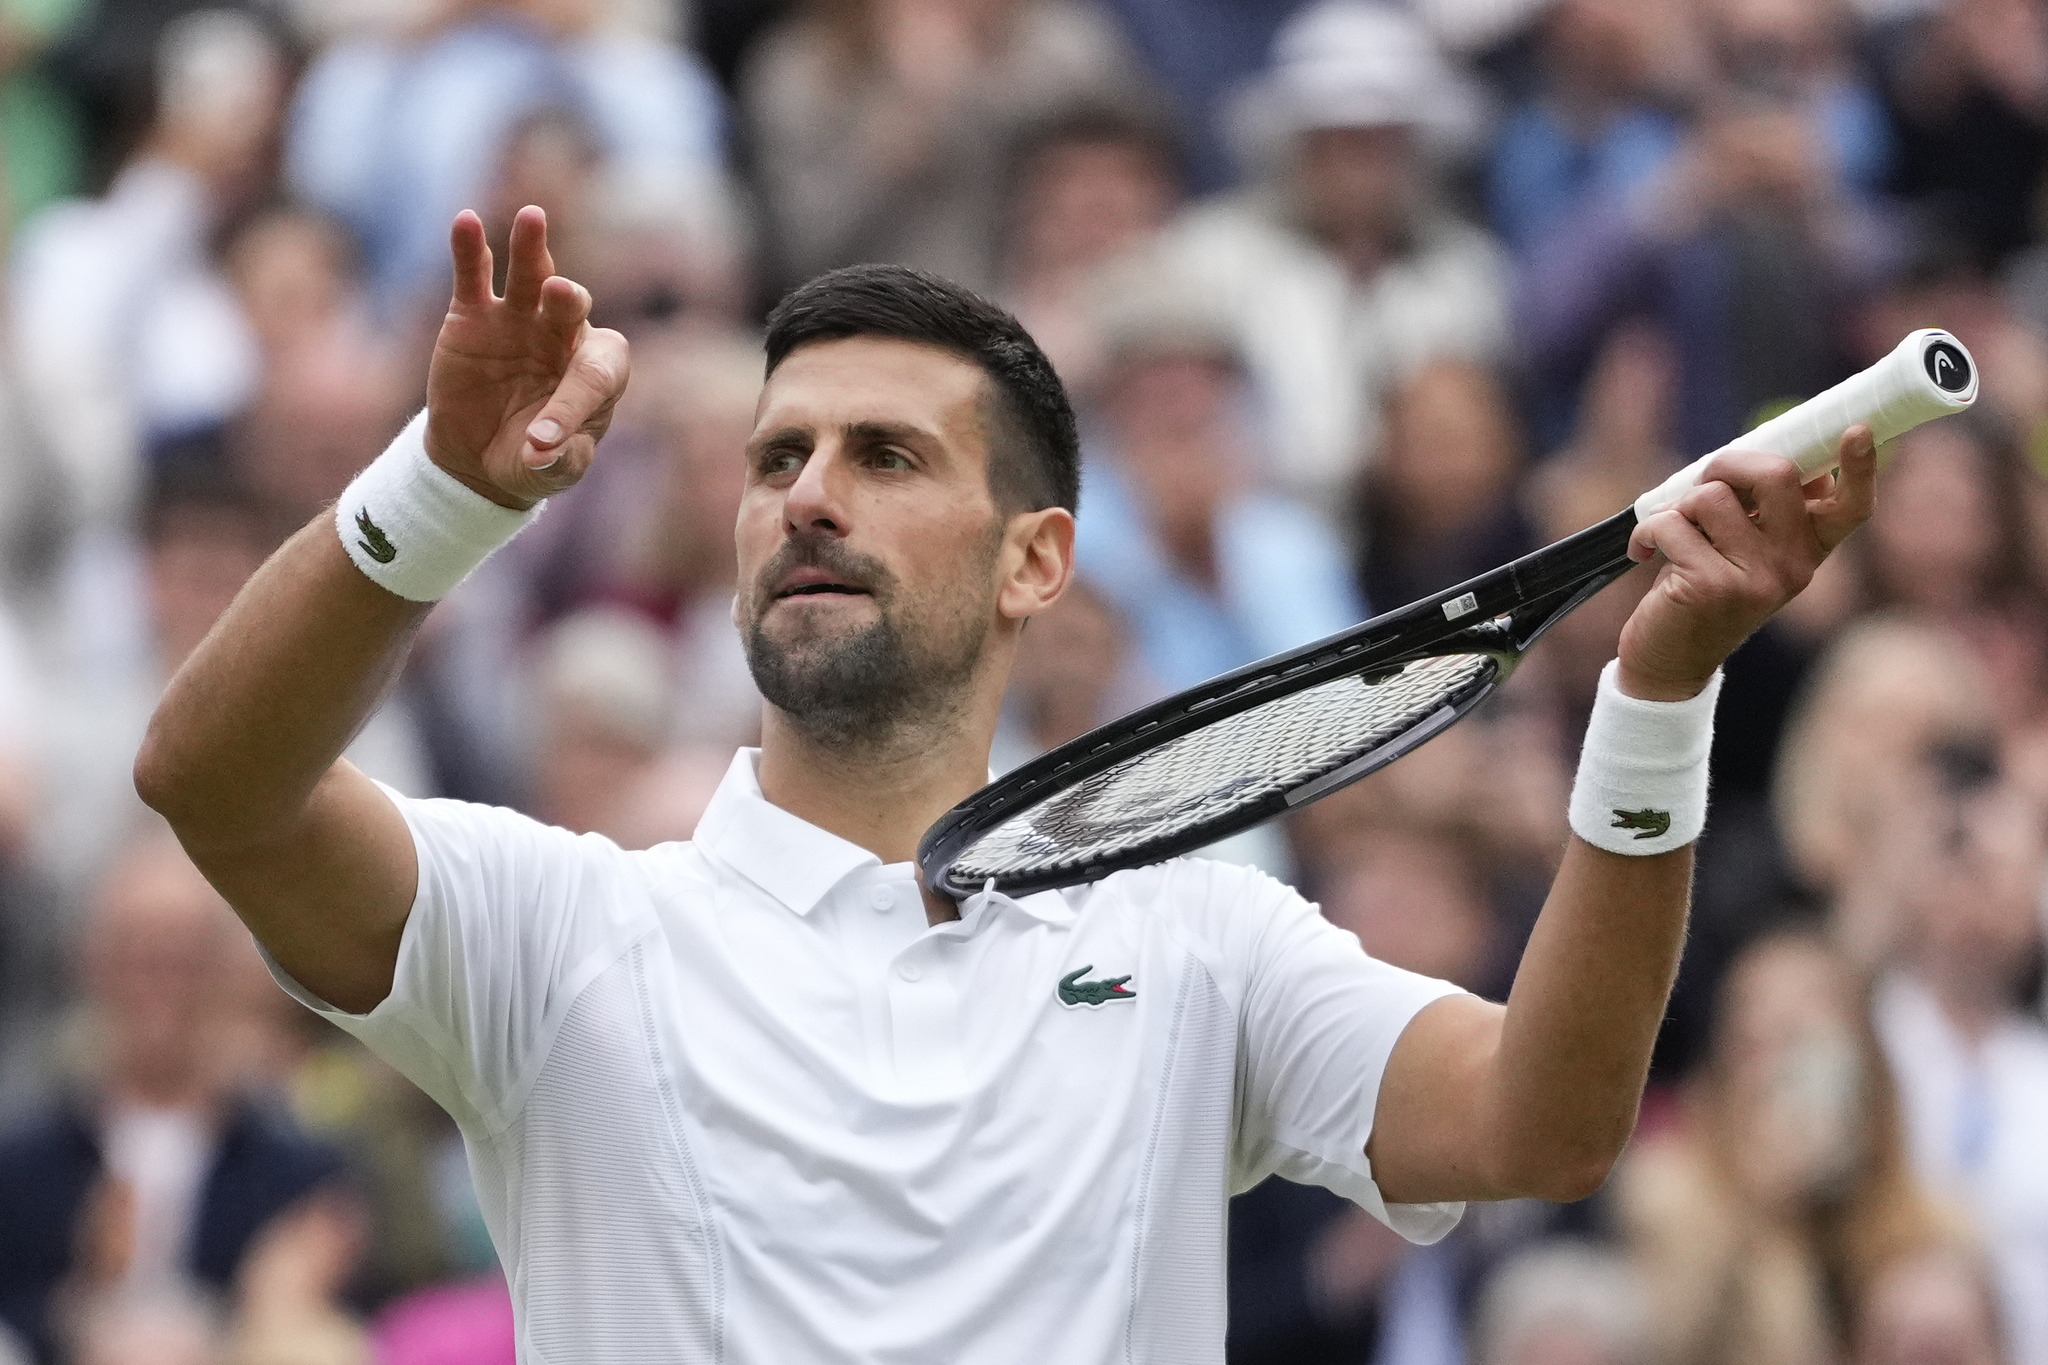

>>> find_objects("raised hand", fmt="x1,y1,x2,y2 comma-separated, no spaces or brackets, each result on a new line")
425,205,630,510
1618,424,1877,700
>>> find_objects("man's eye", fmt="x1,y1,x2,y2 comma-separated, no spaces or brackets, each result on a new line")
872,448,913,471
761,450,803,476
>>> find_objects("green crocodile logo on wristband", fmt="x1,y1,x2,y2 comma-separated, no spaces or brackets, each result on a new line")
1611,808,1671,839
355,508,397,564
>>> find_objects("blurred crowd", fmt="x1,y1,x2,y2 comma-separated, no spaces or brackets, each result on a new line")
0,0,2043,1361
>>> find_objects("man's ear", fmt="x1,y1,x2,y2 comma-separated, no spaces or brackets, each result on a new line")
997,507,1075,622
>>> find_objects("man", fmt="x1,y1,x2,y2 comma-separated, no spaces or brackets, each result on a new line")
137,205,1874,1362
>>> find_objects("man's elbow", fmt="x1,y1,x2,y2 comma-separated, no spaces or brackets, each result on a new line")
1521,1154,1618,1205
133,718,218,835
133,722,185,820
1494,1138,1625,1205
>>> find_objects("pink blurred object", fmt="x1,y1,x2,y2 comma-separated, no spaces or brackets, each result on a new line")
371,1274,516,1365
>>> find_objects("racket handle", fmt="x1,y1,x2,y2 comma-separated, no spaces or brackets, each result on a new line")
1633,328,1978,521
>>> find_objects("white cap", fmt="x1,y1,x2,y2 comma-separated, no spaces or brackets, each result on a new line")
1227,1,1485,160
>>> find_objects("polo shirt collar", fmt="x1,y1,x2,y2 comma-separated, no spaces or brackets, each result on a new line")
693,749,1080,927
694,749,881,916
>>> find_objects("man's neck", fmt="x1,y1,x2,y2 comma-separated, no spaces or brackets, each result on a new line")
756,711,997,924
1921,960,2011,1047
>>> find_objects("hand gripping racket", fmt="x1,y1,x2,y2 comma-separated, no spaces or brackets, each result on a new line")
918,330,1979,898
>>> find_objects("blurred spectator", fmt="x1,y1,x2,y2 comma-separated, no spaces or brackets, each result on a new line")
997,103,1185,390
526,605,677,839
33,465,429,903
1856,413,2048,746
579,173,753,339
0,832,350,1363
226,1188,372,1365
221,205,413,526
1163,0,1507,511
287,0,727,316
1086,0,1297,193
1875,0,2048,273
1359,358,1532,608
1853,1240,2011,1365
1073,289,1362,690
66,1287,221,1365
0,0,87,235
1519,0,1897,456
1487,0,1695,253
994,575,1158,770
11,9,287,536
1774,617,1994,940
741,0,1153,297
1871,761,2048,1365
1470,1240,1652,1365
1614,931,1951,1365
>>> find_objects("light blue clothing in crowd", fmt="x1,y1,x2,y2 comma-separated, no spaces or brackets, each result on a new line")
287,16,725,312
1488,104,1684,252
1488,81,1891,255
1074,456,1365,691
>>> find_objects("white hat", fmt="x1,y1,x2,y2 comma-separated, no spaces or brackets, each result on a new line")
1227,2,1485,164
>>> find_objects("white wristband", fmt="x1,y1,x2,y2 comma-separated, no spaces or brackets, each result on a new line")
335,410,541,602
1567,659,1722,856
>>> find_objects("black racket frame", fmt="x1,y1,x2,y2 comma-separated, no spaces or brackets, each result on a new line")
918,508,1643,898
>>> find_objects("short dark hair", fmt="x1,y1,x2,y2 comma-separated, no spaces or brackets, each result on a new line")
763,264,1081,514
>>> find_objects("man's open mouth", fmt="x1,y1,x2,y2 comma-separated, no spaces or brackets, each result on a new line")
778,584,867,597
773,569,871,600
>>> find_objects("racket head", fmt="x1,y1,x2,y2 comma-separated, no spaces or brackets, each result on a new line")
919,510,1641,899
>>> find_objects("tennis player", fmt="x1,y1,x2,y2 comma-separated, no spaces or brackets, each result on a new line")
137,206,1873,1362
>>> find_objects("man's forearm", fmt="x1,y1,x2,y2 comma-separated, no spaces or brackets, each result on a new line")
1482,838,1691,1199
135,517,428,850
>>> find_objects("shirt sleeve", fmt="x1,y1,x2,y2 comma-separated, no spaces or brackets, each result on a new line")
260,785,647,1135
1194,861,1468,1245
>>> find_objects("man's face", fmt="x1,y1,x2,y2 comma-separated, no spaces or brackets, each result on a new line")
1294,124,1416,245
736,336,1011,747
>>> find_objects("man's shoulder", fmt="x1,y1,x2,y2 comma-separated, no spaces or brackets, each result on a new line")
1076,856,1309,943
392,789,727,903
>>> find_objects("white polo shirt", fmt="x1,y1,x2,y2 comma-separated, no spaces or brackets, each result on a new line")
269,750,1464,1364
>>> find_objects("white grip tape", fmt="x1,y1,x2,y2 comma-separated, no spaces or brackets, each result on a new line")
1633,328,1977,520
336,410,542,602
1568,661,1723,856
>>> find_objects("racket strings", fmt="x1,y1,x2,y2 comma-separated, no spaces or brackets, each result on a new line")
952,653,1497,881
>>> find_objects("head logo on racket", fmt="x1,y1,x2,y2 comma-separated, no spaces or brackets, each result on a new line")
1058,966,1136,1008
1924,341,1971,394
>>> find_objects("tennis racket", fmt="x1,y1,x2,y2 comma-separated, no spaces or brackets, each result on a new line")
918,329,1979,898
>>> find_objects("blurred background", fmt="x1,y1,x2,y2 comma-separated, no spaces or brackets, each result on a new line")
0,0,2042,1361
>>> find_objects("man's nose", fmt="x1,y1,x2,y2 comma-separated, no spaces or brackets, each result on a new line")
783,445,848,535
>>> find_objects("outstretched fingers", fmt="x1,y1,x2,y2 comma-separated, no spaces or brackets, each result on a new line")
449,211,494,308
502,205,556,313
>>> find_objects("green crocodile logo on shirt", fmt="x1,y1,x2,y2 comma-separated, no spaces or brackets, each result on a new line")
1059,965,1136,1008
355,508,397,564
1610,807,1672,840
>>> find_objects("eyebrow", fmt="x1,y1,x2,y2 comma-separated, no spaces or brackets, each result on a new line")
747,419,942,453
843,420,939,450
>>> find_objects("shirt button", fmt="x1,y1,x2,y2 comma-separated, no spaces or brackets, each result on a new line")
897,960,922,982
870,888,896,912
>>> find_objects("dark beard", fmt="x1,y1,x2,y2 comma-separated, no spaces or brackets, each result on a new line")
743,536,990,749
